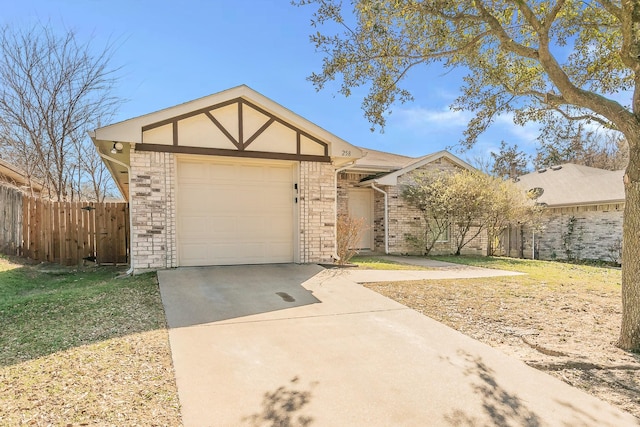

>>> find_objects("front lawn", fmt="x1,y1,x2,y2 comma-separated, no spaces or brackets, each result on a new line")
0,256,181,426
364,255,640,418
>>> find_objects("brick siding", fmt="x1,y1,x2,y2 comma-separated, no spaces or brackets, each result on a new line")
519,204,623,263
129,149,177,272
299,161,336,263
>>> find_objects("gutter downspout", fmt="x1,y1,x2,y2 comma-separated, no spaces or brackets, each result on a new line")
370,182,389,255
333,161,356,262
98,150,134,276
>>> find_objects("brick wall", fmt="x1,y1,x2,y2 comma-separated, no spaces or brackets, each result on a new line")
299,161,335,263
390,159,487,256
337,159,487,256
129,149,177,272
520,204,623,262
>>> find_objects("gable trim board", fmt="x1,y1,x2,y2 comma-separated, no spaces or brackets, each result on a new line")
140,97,329,156
135,143,331,163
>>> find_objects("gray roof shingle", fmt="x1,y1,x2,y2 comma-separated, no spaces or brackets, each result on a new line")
515,164,625,207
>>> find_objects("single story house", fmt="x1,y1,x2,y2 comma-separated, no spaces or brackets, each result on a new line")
510,164,624,263
92,86,485,273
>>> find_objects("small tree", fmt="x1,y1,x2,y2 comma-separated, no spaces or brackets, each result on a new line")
401,170,452,256
403,169,534,257
535,124,629,171
485,177,539,256
336,214,367,265
445,170,491,255
0,23,120,201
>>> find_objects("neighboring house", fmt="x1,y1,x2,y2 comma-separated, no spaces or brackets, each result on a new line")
512,164,624,263
92,85,485,273
337,149,487,256
0,157,44,194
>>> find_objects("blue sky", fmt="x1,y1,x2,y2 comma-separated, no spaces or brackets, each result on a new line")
2,0,545,161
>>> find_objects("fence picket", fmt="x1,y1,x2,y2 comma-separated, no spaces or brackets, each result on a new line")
0,185,130,266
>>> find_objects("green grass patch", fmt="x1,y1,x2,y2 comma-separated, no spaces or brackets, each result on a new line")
351,256,432,270
0,256,166,366
431,255,621,290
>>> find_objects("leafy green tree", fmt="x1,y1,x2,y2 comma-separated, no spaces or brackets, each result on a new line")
299,0,640,351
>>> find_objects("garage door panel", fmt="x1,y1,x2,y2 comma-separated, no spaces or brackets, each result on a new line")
241,165,266,182
268,190,293,207
177,157,294,266
209,163,236,181
268,166,293,182
178,216,211,237
178,161,209,181
269,242,294,259
180,243,210,266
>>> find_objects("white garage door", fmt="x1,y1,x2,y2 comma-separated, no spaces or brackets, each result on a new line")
177,157,295,266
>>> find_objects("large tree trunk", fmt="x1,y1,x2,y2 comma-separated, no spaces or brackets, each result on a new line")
618,137,640,351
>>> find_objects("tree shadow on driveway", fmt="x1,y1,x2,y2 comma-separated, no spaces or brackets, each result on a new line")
242,376,317,427
444,351,542,427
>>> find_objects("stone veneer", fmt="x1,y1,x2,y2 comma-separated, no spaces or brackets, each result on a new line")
518,204,623,262
129,149,177,272
299,161,336,263
338,158,487,256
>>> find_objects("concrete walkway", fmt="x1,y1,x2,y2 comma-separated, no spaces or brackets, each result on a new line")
158,264,638,427
339,255,524,282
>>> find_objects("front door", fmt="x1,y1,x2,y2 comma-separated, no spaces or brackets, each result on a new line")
347,189,374,250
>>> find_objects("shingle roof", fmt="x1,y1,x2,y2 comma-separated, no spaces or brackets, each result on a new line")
351,147,417,171
515,164,625,207
359,150,476,186
0,157,44,191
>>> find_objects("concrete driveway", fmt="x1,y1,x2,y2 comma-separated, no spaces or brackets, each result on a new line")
158,264,638,427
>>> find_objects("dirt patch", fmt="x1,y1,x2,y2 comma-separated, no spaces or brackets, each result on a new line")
365,275,640,419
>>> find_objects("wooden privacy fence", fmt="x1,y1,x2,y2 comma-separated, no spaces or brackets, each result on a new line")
0,184,129,265
0,185,23,256
12,194,130,266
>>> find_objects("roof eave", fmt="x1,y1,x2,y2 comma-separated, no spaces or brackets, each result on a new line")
541,199,625,208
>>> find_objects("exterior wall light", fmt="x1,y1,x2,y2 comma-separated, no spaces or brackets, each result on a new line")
111,142,124,154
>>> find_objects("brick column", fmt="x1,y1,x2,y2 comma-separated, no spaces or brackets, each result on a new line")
299,161,335,263
129,149,176,272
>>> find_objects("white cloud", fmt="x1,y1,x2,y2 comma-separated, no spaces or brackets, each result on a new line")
391,106,473,130
493,113,541,146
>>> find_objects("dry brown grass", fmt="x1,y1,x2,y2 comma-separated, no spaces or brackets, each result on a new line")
0,256,181,426
365,256,640,419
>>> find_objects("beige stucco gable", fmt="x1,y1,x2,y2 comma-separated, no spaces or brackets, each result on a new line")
91,86,363,200
94,85,361,160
